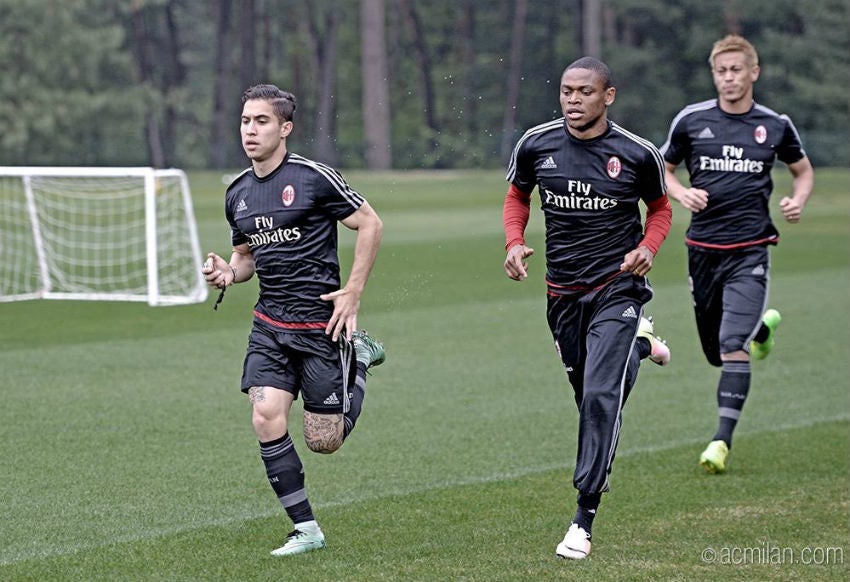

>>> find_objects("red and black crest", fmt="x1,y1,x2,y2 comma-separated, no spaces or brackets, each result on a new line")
606,156,622,179
281,185,295,207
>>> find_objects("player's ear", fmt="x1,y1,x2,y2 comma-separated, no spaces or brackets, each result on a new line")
281,120,293,138
604,87,616,107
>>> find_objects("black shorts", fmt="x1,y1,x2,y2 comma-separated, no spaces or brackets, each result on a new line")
688,245,770,366
241,319,356,414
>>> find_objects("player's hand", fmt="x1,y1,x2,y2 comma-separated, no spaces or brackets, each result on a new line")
320,288,361,341
620,246,654,277
504,244,534,281
203,253,231,289
678,187,709,213
779,196,803,223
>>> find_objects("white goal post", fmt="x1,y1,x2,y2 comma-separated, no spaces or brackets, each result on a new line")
0,167,208,306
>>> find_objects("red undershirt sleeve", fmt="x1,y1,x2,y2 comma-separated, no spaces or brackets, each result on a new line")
503,184,532,251
639,195,673,255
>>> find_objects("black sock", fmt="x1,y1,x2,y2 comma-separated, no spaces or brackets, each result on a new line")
343,363,368,439
636,337,652,360
260,433,314,524
753,323,770,343
574,492,601,536
713,361,751,448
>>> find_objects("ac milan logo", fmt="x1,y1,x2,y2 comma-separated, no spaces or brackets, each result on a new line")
754,125,767,144
607,156,622,178
281,185,295,207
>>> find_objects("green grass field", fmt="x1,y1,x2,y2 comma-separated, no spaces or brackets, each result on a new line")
1,168,847,581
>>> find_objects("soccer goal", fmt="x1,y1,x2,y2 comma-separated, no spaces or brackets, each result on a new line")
0,167,208,306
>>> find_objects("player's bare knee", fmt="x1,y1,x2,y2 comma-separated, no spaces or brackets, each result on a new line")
250,402,287,438
252,414,286,441
303,411,344,453
304,433,342,454
251,409,270,433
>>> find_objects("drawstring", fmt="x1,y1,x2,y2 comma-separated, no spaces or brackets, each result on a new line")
338,333,353,414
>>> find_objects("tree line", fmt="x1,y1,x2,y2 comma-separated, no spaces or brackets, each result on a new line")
1,0,847,170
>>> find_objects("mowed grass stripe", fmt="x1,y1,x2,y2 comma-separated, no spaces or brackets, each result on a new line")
1,416,846,569
0,272,845,569
2,267,846,533
1,420,846,580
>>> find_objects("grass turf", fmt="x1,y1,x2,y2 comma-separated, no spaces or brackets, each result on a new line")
0,168,847,581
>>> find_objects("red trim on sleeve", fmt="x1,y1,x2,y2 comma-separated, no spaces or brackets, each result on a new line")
503,184,532,251
639,195,672,255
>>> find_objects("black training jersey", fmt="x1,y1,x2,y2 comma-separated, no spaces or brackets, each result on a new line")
507,119,666,293
660,99,806,249
224,152,364,329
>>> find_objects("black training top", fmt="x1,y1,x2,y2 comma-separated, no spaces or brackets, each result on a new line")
660,99,806,249
225,152,364,329
507,119,666,294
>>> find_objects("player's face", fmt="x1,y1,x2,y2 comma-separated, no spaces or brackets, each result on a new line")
559,68,615,138
240,99,292,162
712,51,760,109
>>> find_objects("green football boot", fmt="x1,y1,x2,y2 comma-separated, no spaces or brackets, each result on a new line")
352,330,386,369
750,309,781,360
699,440,729,474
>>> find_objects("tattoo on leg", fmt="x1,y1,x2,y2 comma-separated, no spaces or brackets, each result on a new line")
303,412,344,453
248,386,266,404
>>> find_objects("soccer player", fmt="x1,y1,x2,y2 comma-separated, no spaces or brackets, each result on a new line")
660,35,814,474
203,84,386,556
503,57,672,560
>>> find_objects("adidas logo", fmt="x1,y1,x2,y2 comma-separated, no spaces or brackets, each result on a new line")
323,393,340,405
752,264,765,276
541,156,557,169
697,127,715,139
236,199,248,213
622,306,638,319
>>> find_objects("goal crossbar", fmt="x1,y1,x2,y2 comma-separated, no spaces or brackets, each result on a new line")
0,166,208,306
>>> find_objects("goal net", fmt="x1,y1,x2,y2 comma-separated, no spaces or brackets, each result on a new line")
0,167,208,306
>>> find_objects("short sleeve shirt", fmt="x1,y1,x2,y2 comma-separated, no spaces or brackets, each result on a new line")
660,99,806,248
224,153,364,328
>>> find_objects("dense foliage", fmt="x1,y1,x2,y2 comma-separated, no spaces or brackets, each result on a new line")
0,0,846,169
